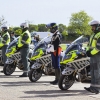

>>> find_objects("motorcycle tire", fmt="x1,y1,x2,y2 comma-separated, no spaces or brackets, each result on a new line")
3,63,16,76
58,74,75,90
28,69,42,82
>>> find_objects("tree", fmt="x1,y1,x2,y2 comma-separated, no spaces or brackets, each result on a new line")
58,24,68,41
0,16,7,27
13,27,22,35
67,11,93,36
62,30,68,40
29,24,38,32
8,27,13,33
38,24,48,32
58,24,67,33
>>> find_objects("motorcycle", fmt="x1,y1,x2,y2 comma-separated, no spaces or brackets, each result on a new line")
3,37,34,75
28,36,61,82
58,35,91,90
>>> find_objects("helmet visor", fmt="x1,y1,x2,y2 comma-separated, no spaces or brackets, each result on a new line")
46,24,51,28
20,25,24,29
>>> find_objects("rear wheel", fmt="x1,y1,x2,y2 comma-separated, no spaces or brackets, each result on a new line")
58,74,76,90
29,69,42,82
3,63,16,75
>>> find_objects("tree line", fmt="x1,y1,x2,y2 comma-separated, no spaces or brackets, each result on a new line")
0,10,93,41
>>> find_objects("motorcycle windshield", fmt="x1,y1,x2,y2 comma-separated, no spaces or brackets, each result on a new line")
6,37,19,52
65,35,88,54
33,36,52,53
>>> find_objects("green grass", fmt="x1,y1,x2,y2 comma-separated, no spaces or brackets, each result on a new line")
60,44,67,51
83,43,87,47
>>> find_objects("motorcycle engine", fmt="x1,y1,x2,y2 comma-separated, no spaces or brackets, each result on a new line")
44,64,55,75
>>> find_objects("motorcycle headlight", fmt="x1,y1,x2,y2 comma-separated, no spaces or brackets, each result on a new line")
7,49,12,53
32,51,40,57
30,49,44,61
6,49,12,57
63,54,72,60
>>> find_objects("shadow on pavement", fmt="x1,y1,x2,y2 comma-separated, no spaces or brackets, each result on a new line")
0,81,44,87
20,90,93,98
0,75,20,78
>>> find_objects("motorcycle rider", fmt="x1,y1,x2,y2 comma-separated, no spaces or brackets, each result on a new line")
46,23,62,85
16,22,31,77
10,31,16,42
0,25,10,70
84,20,100,94
32,35,40,46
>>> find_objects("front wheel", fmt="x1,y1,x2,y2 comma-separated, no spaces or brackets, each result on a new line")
28,69,42,82
58,73,76,90
3,63,16,76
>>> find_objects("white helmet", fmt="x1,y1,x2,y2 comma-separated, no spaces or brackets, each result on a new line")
89,20,100,26
20,22,29,28
1,25,9,29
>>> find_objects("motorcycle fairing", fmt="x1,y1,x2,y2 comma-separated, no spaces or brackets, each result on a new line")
62,57,90,75
6,37,19,57
30,36,52,61
5,52,21,64
31,62,42,69
60,50,78,64
60,35,89,65
5,58,15,64
62,67,75,75
31,54,51,69
30,49,44,60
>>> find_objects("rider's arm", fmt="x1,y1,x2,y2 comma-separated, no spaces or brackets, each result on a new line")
91,37,100,55
21,33,29,44
2,35,8,44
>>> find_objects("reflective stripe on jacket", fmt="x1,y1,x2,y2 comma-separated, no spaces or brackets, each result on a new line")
87,32,100,55
0,32,10,47
18,30,31,48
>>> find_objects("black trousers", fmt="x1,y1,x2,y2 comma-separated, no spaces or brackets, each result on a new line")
2,45,8,64
20,47,29,71
90,54,100,91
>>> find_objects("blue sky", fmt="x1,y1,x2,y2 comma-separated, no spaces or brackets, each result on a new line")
0,0,100,27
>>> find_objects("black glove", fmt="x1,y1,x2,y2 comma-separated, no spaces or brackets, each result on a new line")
16,45,20,50
86,50,92,57
16,45,18,49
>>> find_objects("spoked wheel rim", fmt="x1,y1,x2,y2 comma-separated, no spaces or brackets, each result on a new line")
62,75,75,90
59,74,76,90
6,65,15,74
3,63,16,75
29,69,42,82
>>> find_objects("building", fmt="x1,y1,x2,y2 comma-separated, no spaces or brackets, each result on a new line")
31,32,52,39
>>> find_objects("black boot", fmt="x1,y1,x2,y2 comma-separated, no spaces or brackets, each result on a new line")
50,68,61,85
19,72,28,77
84,87,99,94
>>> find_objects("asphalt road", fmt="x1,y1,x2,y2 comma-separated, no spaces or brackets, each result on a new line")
0,66,100,100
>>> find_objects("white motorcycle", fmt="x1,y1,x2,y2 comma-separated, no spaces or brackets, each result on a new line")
3,37,34,75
